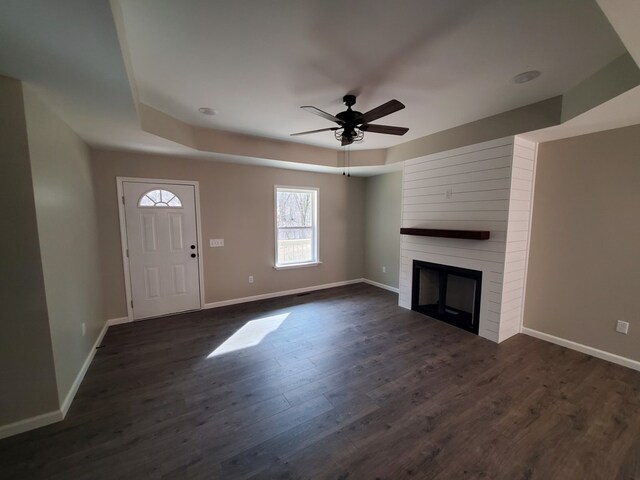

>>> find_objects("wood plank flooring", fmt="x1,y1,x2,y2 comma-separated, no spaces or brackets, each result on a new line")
1,283,639,479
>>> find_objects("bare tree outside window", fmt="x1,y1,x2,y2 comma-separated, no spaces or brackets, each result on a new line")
275,188,318,266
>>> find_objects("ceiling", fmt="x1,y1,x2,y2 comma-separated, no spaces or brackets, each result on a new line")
0,0,636,172
118,0,624,149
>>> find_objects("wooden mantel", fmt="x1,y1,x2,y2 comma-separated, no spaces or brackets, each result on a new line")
400,228,490,240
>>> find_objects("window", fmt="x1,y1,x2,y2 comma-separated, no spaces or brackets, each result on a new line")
275,187,318,267
139,189,182,207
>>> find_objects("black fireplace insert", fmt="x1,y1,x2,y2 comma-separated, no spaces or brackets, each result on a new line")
411,260,482,334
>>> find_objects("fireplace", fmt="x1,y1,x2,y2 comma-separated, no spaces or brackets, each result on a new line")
411,260,482,334
400,137,536,342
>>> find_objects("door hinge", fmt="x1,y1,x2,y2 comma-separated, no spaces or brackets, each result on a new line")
122,196,125,205
130,300,134,308
126,249,129,258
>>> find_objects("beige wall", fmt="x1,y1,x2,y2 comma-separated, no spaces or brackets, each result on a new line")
23,87,105,405
0,76,59,425
364,172,402,288
524,124,640,362
91,149,365,319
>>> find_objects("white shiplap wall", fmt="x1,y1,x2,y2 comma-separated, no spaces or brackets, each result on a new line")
399,136,536,343
498,137,536,342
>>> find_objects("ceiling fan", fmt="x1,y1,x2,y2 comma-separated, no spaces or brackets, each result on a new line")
292,94,409,146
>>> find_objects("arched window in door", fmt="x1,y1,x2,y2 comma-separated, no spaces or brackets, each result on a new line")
138,189,183,207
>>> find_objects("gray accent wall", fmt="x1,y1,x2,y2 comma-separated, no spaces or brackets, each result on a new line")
561,52,640,123
524,124,640,362
385,97,562,164
23,87,105,407
0,76,59,426
364,172,402,289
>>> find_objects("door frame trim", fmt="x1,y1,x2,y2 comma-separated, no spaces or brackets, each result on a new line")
116,177,206,322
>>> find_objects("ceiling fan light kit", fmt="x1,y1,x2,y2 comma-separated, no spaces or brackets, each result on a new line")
292,94,409,146
335,128,364,144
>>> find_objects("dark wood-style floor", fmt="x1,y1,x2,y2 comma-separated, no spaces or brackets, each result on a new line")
1,284,639,479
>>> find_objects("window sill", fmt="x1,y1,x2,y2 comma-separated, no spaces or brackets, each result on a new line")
273,261,322,270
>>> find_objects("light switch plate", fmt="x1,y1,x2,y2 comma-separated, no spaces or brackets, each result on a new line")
210,239,224,247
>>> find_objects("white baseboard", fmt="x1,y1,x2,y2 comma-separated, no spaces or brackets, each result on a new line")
106,316,129,326
521,327,640,372
204,279,364,309
362,278,399,294
59,319,110,417
1,318,114,440
0,410,63,440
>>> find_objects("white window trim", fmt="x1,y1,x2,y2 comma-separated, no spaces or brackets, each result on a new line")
274,185,319,269
273,261,322,271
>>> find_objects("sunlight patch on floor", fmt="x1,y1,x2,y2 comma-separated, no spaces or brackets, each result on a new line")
206,313,289,358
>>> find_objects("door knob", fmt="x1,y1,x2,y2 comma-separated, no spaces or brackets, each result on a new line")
190,253,196,258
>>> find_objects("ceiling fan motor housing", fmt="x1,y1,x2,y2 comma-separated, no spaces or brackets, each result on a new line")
293,94,408,146
336,110,363,125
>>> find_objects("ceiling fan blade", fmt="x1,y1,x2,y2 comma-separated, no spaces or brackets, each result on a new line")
290,127,339,136
300,106,344,124
356,99,405,124
360,124,409,136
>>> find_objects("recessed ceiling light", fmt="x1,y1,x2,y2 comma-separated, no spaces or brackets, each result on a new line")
198,107,217,115
513,70,541,84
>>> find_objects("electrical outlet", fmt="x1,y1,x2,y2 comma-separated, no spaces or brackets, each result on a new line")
210,238,224,247
382,266,386,273
616,320,629,334
249,275,254,284
81,322,86,337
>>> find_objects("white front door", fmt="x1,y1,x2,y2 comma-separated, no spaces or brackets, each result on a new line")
123,181,201,320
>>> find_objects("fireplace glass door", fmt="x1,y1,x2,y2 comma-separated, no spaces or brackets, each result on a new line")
412,260,482,334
